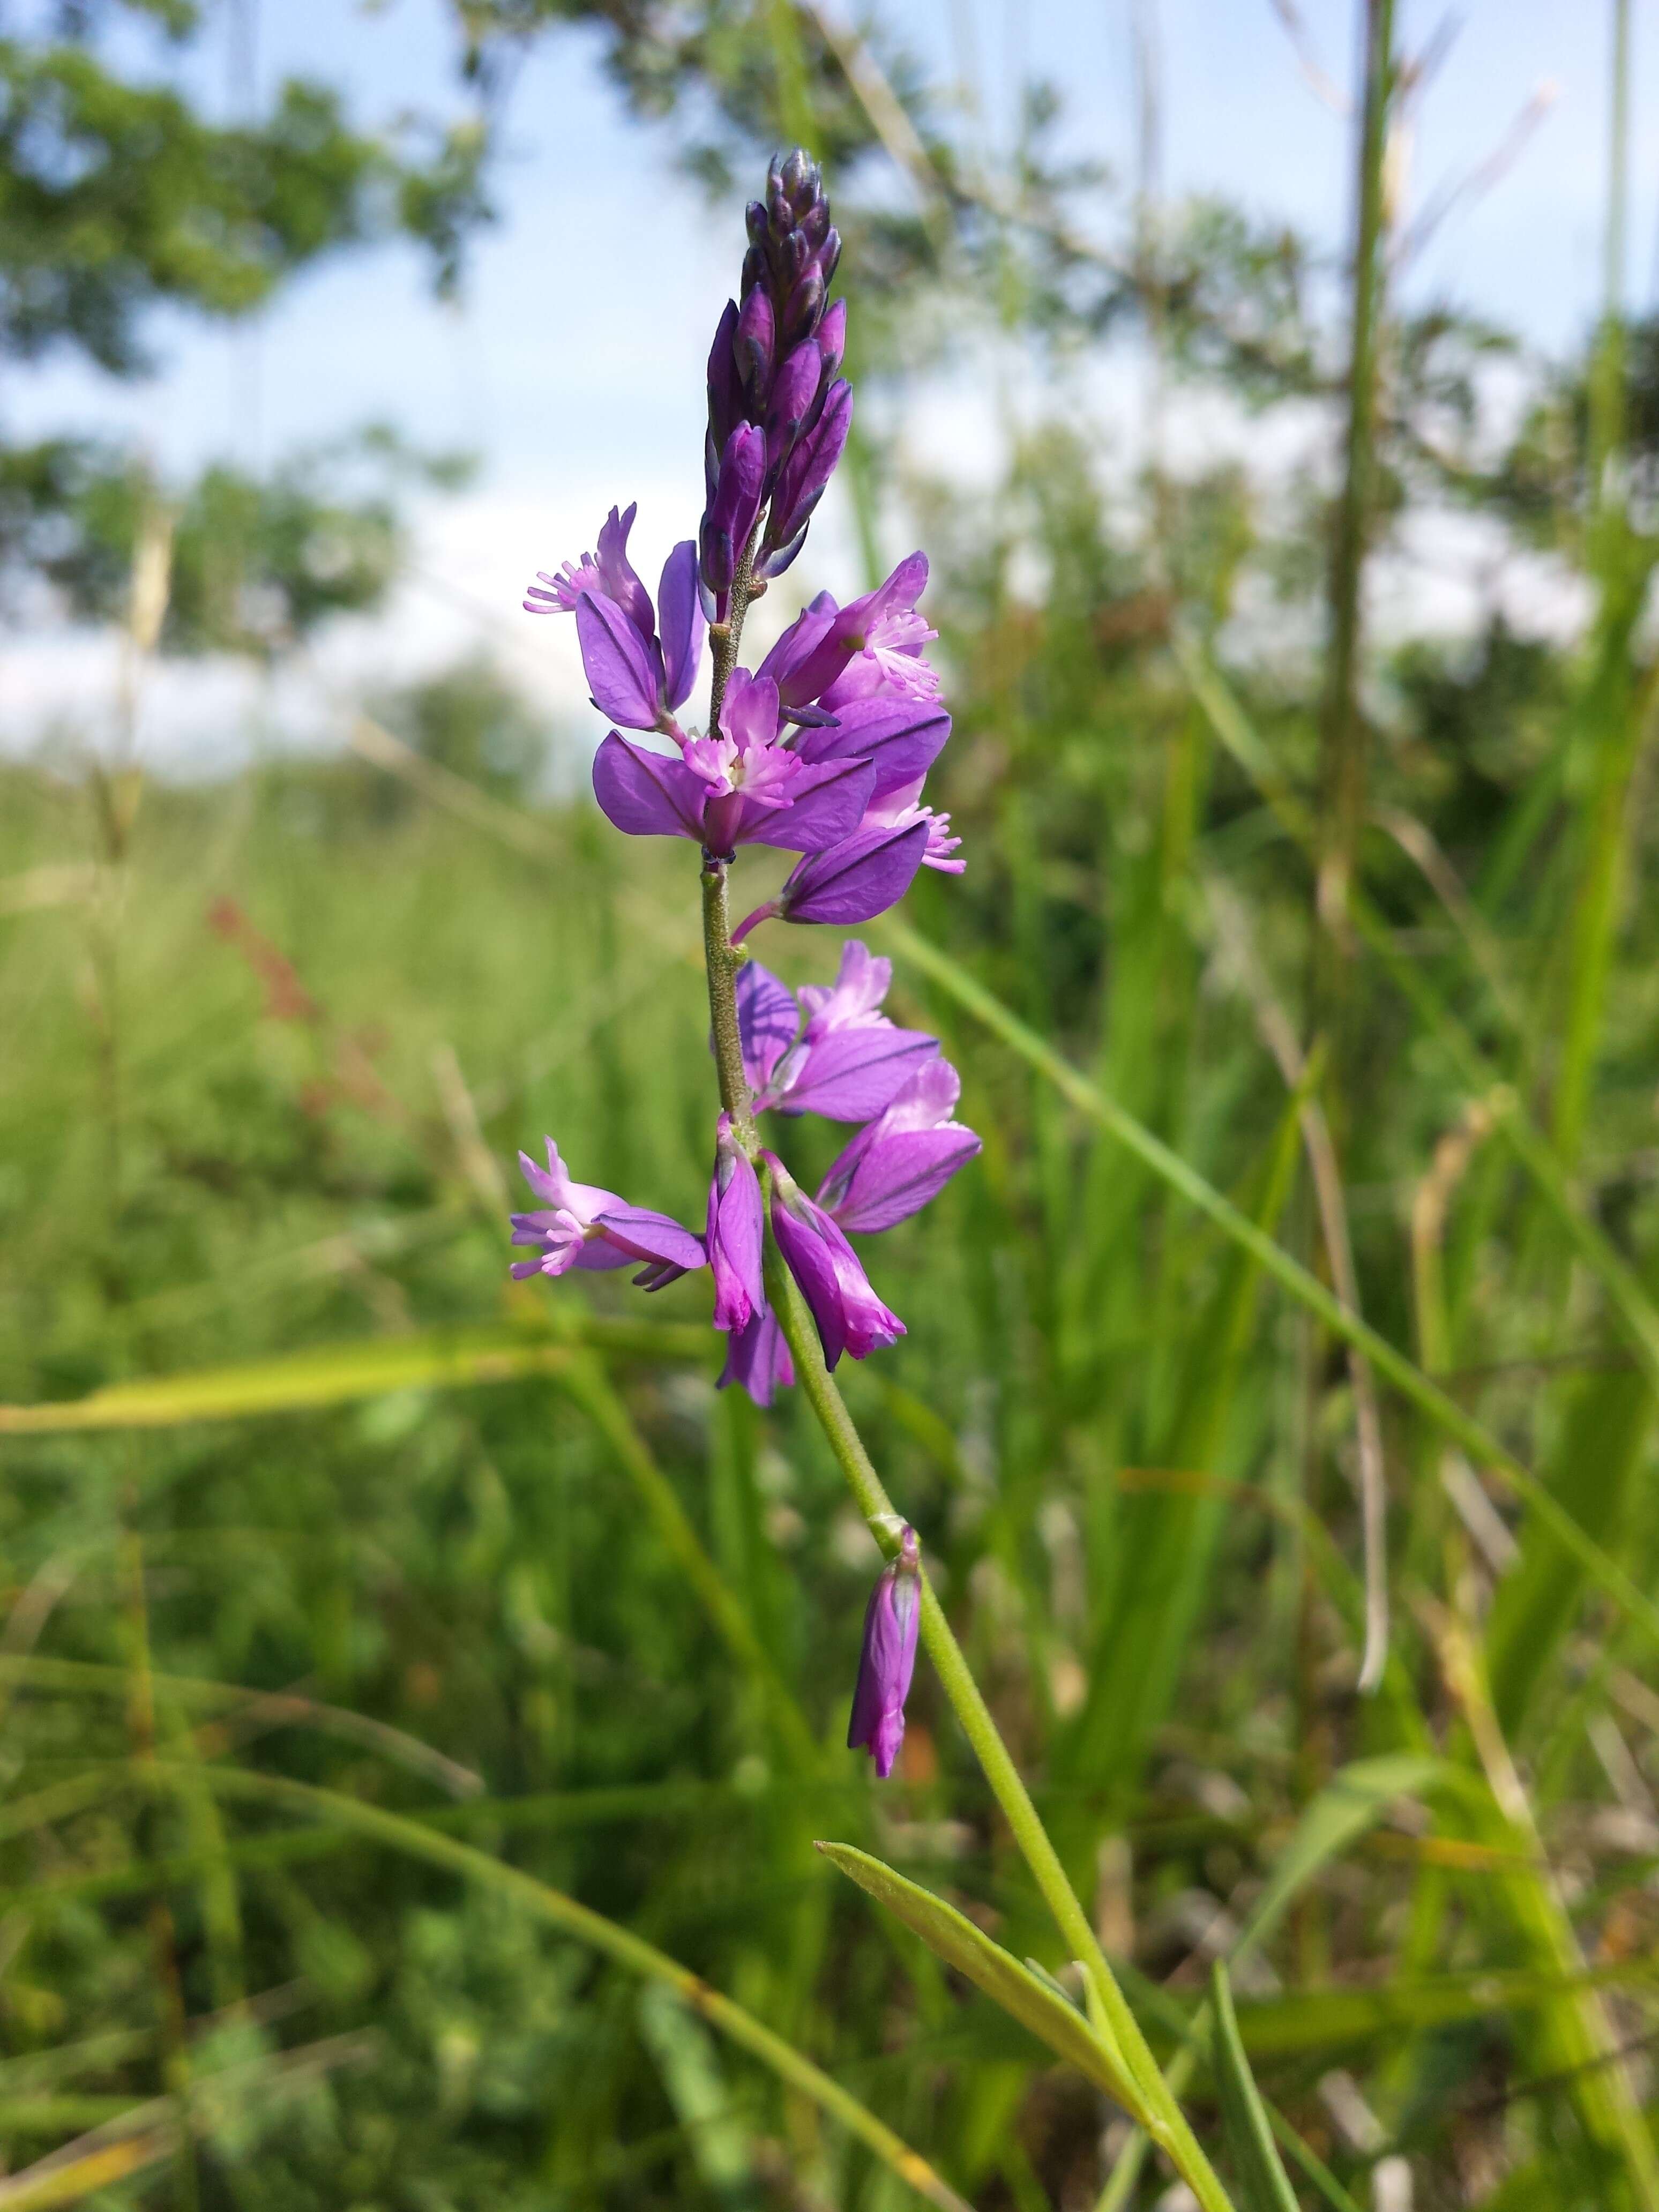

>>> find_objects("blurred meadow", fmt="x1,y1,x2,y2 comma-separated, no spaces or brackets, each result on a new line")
7,1,1659,2208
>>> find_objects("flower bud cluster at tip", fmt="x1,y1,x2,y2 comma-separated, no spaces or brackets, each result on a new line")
703,148,853,617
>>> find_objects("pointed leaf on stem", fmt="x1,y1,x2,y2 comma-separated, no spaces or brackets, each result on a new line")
815,1841,1143,2116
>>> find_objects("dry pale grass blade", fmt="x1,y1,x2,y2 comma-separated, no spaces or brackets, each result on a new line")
170,1764,976,2212
0,2035,376,2212
0,1317,711,1434
1202,873,1389,1692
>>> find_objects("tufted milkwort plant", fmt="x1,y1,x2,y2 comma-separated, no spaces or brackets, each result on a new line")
515,151,1259,2211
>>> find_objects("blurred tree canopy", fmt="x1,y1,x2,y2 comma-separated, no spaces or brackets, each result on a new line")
0,0,490,649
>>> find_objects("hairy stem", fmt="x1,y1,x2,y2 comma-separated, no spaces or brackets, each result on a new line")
702,861,759,1155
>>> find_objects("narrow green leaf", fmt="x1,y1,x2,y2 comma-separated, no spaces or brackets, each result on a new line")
815,1842,1141,2113
876,915,1659,1658
1211,1963,1301,2212
1235,1756,1446,1961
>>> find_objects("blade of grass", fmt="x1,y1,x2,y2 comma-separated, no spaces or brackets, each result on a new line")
1175,629,1659,1398
0,1317,711,1435
876,914,1659,1656
158,1762,974,2212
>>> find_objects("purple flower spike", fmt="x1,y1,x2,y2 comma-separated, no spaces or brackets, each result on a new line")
776,818,930,928
509,1140,705,1289
765,1153,904,1369
707,1112,764,1333
817,1058,981,1232
718,1301,794,1407
848,1525,922,1779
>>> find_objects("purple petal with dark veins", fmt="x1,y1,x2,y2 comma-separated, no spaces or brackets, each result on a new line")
778,1021,938,1122
575,591,665,731
734,961,801,1094
795,697,950,800
736,757,875,853
659,541,706,712
591,1206,707,1275
592,733,707,841
822,1125,982,1234
776,819,929,926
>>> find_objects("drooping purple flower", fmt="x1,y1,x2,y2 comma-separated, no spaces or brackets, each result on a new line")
707,1112,764,1334
526,506,703,730
772,818,931,930
817,1059,981,1231
510,1140,706,1289
734,943,938,1122
764,1152,905,1368
848,1525,921,1779
718,1301,795,1406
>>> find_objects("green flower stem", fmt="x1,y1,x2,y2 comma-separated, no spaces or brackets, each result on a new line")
698,544,1230,2210
701,860,759,1156
757,1244,1231,2211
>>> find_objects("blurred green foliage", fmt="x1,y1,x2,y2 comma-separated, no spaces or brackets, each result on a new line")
5,2,1659,2209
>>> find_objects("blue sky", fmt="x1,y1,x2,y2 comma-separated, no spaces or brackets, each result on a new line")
2,0,1643,761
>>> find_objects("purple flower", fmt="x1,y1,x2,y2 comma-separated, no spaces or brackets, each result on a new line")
765,1152,905,1368
526,509,704,731
718,1302,795,1406
737,942,938,1122
707,1111,764,1333
510,1139,705,1289
757,553,933,710
817,1058,981,1231
592,719,874,860
847,1525,922,1779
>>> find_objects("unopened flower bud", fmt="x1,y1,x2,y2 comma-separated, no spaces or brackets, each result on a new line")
848,1525,921,1778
